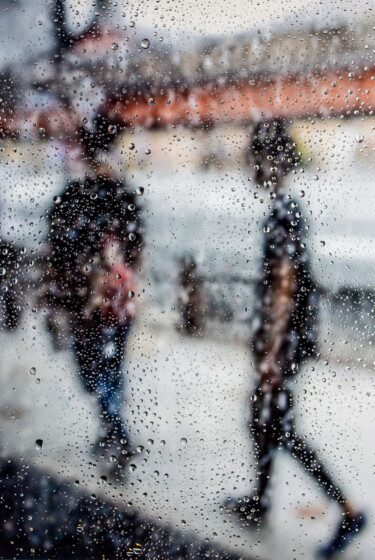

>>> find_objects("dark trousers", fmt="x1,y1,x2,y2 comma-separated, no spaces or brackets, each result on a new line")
73,324,130,440
251,379,346,509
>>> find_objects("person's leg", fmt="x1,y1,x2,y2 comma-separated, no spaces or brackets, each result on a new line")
289,434,348,507
289,434,366,558
96,325,131,445
250,383,277,512
72,325,111,453
72,326,100,395
278,376,354,514
280,382,366,557
225,382,277,524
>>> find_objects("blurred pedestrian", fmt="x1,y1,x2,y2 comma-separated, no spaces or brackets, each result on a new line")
0,241,23,331
225,120,365,558
177,255,205,335
41,116,143,473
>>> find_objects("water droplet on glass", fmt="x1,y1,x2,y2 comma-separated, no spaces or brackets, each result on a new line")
136,187,144,196
141,38,150,49
355,134,364,143
180,438,187,446
30,367,36,376
35,439,43,451
111,42,119,51
298,190,305,198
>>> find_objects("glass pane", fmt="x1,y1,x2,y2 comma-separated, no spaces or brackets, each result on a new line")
0,1,372,558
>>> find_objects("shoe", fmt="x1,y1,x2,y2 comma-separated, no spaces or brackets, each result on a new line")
317,511,366,558
92,423,132,456
106,442,135,481
223,495,268,528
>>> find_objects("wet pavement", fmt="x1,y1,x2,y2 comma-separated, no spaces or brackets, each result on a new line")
0,309,374,559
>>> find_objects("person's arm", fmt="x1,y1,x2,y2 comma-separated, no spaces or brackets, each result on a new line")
260,255,298,386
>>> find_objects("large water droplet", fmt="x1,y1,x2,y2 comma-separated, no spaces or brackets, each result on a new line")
141,38,150,49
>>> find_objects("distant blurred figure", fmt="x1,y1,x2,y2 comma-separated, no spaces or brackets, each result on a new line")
0,241,22,331
41,116,143,473
225,120,365,558
177,255,205,335
0,71,24,332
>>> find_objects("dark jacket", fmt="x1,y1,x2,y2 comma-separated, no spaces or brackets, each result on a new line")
252,193,319,371
43,176,143,327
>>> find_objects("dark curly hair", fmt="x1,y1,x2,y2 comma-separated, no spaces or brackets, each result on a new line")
77,114,121,158
247,119,299,178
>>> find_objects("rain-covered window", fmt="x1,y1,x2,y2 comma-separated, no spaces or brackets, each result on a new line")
0,0,373,558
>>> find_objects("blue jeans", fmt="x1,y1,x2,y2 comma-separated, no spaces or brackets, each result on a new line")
73,324,130,439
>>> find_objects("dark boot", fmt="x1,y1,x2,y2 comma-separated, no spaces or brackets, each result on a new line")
317,511,366,558
1,289,21,331
224,493,269,528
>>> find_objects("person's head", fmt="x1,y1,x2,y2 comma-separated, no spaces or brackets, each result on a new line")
77,114,120,170
180,255,197,275
247,119,299,191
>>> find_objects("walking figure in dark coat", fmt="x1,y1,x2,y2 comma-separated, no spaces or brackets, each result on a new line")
225,120,365,558
0,242,23,331
41,117,143,472
177,255,205,335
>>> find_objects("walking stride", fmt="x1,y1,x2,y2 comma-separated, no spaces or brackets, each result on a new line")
225,120,365,558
